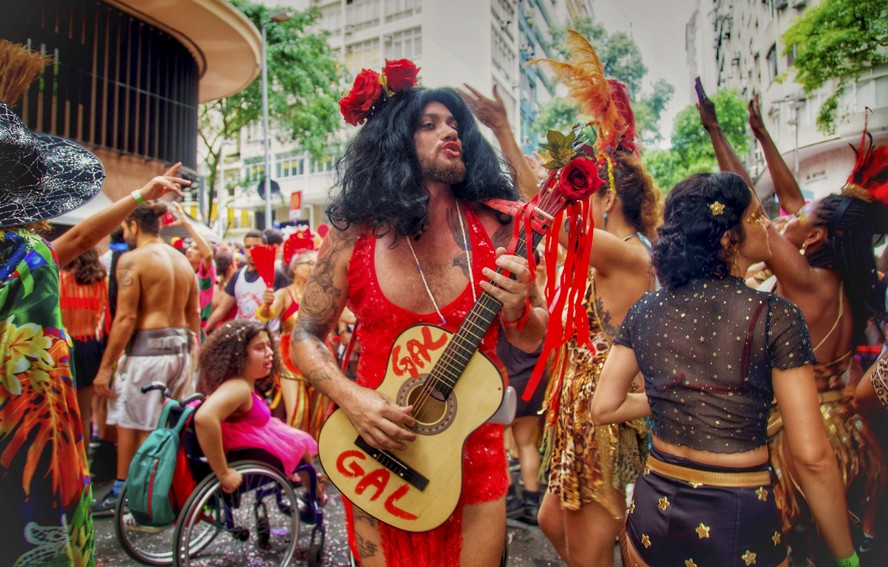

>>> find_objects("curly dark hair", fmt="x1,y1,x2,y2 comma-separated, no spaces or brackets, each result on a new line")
327,87,518,239
597,151,662,242
804,194,888,346
126,201,167,235
197,320,281,396
652,172,752,289
63,248,106,284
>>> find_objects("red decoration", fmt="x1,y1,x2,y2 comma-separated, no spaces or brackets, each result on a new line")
316,223,330,238
338,59,421,126
339,69,384,126
283,228,317,267
383,59,420,92
844,111,888,205
248,244,277,288
556,156,604,201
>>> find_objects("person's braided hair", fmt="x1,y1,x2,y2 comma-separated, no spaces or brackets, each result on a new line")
805,194,888,347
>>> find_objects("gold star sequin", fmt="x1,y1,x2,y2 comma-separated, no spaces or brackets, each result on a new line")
641,534,651,548
742,550,757,565
689,481,702,488
658,496,670,511
685,560,698,567
628,500,635,514
772,531,781,546
644,465,652,475
695,523,710,539
709,200,725,216
755,487,768,502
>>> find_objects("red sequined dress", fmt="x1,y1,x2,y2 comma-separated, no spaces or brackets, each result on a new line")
345,205,508,565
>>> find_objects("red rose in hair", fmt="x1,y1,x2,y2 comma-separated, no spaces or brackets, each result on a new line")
339,69,384,126
555,157,604,201
383,59,420,92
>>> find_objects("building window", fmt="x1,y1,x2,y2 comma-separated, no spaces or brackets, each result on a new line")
766,44,778,82
243,161,265,184
385,0,421,22
319,3,342,35
384,27,422,59
346,0,380,32
491,27,516,79
276,153,305,178
345,38,381,75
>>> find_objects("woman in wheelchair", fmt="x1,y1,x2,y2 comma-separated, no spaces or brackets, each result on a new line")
194,320,321,497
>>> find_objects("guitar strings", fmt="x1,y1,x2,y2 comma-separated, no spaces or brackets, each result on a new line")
411,188,557,418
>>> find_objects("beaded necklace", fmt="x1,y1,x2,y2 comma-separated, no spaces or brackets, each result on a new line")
405,201,475,325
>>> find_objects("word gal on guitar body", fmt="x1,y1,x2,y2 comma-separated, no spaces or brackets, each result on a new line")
318,165,591,531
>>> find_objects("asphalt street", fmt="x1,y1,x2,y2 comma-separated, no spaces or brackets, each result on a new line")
91,478,575,566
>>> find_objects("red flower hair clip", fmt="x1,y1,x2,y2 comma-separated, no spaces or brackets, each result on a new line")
339,59,421,126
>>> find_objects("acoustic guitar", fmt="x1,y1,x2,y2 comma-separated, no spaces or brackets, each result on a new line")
318,166,593,531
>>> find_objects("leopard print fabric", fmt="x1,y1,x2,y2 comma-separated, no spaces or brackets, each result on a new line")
541,277,649,518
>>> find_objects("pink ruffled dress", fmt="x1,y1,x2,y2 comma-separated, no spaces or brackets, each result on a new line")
220,392,318,475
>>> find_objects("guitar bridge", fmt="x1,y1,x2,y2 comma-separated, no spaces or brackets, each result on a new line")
354,436,429,491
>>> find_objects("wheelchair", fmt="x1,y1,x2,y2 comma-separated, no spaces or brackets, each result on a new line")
114,383,326,566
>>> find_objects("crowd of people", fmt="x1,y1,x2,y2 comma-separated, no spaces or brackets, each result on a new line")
1,35,887,567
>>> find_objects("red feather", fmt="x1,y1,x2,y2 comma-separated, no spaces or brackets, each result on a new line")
843,111,888,205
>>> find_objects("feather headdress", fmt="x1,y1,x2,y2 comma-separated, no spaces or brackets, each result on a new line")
842,110,888,205
529,30,636,158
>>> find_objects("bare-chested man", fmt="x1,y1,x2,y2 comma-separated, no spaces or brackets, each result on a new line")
92,200,200,515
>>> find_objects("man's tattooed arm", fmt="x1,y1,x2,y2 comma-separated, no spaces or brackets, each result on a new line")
289,228,356,390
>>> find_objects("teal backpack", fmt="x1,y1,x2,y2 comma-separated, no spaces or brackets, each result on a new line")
126,400,196,527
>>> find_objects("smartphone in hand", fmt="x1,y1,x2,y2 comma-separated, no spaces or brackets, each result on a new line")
694,77,707,101
160,211,177,226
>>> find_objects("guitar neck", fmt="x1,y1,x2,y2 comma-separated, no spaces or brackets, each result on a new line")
429,228,545,398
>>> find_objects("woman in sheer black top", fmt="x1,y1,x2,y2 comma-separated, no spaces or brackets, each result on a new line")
591,173,856,567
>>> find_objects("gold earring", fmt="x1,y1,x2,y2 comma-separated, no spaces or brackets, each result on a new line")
799,241,808,256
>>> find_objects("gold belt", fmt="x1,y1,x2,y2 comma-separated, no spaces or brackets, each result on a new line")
646,455,771,488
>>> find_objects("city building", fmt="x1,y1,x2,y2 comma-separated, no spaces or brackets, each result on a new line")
218,0,592,234
686,0,887,206
2,0,261,216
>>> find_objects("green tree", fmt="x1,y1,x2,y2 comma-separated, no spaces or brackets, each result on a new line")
643,89,750,192
535,16,674,146
199,0,342,224
782,0,887,133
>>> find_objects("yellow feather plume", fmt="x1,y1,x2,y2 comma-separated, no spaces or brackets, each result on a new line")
529,29,625,155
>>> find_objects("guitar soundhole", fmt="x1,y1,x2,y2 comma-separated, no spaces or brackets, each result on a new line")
397,376,457,435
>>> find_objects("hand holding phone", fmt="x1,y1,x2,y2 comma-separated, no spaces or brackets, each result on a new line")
694,77,707,102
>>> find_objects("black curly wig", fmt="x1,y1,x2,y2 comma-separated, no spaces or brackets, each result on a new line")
652,172,752,289
804,194,888,346
327,87,518,239
197,320,281,396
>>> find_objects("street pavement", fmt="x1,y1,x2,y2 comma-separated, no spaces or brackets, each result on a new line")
91,478,579,566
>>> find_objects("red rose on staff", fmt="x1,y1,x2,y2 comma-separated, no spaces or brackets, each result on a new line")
556,156,604,201
339,69,384,126
383,59,420,92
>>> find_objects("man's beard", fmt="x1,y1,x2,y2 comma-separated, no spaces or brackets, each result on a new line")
422,158,467,185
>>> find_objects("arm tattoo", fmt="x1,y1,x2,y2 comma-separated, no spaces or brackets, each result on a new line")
117,270,135,288
299,231,356,333
594,295,619,338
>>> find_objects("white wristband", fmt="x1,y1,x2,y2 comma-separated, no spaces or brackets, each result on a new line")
130,190,145,205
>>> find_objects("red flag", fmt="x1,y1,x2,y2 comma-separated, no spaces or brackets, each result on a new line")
249,244,277,288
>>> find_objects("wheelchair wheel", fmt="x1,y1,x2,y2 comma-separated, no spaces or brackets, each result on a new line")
173,460,299,566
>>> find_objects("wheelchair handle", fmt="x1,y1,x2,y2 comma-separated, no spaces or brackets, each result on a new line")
141,382,170,397
181,393,206,406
